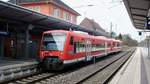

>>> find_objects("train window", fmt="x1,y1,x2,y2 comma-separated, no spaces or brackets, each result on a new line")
92,43,106,51
70,36,74,45
76,42,79,53
81,43,85,52
117,43,120,47
79,43,85,52
92,44,96,51
73,42,86,53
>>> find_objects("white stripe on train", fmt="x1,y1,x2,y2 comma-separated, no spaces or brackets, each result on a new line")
63,48,121,64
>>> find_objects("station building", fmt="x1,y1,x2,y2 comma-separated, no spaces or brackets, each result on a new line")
80,18,109,37
9,0,80,24
0,0,80,60
0,0,105,61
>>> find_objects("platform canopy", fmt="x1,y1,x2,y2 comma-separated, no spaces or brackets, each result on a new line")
123,0,150,30
0,1,109,37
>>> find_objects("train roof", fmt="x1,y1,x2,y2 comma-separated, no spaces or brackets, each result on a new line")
43,30,116,42
43,30,90,37
116,40,122,43
96,36,109,41
109,38,117,42
43,30,69,34
109,39,122,43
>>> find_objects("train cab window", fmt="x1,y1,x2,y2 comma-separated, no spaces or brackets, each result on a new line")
42,33,66,51
70,36,74,45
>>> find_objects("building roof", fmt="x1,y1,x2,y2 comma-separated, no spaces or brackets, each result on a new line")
8,0,80,16
123,0,150,30
80,18,109,37
0,1,104,36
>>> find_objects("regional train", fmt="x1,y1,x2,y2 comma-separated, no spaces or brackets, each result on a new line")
39,30,122,70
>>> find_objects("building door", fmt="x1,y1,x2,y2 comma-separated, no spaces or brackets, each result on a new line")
29,40,39,60
0,36,4,58
4,38,17,58
16,38,25,59
4,32,25,59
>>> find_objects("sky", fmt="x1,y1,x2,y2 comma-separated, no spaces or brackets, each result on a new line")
2,0,146,41
62,0,146,41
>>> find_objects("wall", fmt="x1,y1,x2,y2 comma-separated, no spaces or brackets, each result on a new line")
21,2,77,24
21,3,50,16
0,36,4,58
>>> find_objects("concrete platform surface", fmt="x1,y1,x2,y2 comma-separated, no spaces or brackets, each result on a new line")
109,47,149,84
0,59,39,83
0,59,38,69
0,59,36,66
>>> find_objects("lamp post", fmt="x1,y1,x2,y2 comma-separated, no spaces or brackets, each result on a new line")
110,22,113,38
146,36,150,58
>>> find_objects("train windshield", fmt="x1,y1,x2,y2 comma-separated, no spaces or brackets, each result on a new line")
42,33,66,51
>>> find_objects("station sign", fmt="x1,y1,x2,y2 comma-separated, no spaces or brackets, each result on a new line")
147,17,150,29
0,31,8,35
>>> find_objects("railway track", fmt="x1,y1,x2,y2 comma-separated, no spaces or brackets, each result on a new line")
6,59,92,84
6,72,57,84
6,48,135,84
6,66,83,84
76,48,135,84
36,48,134,84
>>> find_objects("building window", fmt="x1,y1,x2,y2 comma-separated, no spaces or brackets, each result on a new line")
73,16,76,23
28,6,41,13
63,11,70,21
52,7,61,18
71,15,76,23
71,15,73,23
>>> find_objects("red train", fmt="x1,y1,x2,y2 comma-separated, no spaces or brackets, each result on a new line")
39,30,122,70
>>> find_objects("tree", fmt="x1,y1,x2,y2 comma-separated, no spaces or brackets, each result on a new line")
121,34,138,46
118,33,122,40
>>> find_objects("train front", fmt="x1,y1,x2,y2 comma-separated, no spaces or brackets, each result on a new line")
40,31,67,70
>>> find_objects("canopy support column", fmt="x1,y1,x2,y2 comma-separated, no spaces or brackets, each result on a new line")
25,24,34,58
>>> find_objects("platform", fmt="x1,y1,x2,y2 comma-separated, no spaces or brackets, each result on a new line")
0,58,39,83
109,47,150,84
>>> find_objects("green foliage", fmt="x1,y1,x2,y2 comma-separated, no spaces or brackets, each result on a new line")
116,34,138,46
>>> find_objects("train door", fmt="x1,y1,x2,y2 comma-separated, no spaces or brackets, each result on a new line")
105,41,108,55
85,40,92,61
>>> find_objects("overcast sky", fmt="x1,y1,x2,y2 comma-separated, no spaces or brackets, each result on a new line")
62,0,146,41
2,0,146,41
